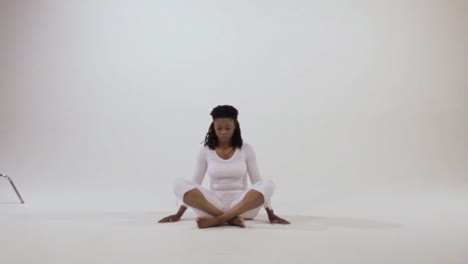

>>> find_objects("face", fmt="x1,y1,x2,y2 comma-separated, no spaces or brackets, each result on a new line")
213,118,236,144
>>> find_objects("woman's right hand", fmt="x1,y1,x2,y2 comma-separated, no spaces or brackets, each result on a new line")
158,214,181,223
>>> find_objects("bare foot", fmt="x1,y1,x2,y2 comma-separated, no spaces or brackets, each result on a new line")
227,217,245,228
196,217,222,228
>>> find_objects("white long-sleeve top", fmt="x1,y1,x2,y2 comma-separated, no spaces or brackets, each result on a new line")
191,142,263,192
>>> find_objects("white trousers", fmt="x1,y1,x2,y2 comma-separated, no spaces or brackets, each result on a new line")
173,178,275,219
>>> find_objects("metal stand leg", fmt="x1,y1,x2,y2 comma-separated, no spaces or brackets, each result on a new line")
0,174,25,204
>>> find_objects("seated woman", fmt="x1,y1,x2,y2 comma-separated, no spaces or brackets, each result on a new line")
159,105,290,228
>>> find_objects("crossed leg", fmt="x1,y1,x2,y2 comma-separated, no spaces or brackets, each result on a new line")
184,188,265,228
182,188,246,228
174,178,273,228
194,189,265,228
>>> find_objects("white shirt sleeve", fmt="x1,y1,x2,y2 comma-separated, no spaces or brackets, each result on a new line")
245,143,263,185
191,146,207,185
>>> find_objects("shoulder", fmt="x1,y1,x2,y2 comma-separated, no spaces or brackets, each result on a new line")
241,142,253,150
196,145,210,160
241,142,256,156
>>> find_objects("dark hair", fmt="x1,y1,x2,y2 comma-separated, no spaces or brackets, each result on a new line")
203,105,243,150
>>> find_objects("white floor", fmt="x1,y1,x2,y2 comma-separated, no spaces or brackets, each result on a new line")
1,187,468,264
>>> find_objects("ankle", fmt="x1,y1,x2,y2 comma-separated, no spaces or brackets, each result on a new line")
217,215,233,223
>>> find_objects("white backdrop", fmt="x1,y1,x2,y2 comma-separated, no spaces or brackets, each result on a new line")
1,0,467,213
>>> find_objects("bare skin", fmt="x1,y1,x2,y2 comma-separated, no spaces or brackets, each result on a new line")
266,207,290,224
213,118,236,152
158,205,245,227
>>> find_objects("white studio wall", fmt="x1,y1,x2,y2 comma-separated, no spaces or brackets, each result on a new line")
0,0,467,213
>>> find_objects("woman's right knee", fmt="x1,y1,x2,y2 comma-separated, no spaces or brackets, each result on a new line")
173,178,187,190
182,188,201,204
173,178,196,199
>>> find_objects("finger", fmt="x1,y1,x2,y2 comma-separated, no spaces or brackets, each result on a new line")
272,218,287,224
274,217,288,224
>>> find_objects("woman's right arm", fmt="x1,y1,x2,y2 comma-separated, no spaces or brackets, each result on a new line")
158,147,207,223
158,205,187,223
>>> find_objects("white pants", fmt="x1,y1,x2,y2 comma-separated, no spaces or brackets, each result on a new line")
173,178,275,219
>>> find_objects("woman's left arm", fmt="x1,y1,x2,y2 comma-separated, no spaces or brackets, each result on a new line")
265,207,291,224
245,144,290,224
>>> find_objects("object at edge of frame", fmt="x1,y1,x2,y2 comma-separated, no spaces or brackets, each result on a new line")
0,174,25,204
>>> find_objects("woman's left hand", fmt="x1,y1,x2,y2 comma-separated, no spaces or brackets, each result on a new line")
266,208,291,224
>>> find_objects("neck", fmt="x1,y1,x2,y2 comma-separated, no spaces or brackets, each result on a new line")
217,142,232,148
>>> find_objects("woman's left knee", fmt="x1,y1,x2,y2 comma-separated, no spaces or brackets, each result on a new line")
263,179,275,192
256,179,275,197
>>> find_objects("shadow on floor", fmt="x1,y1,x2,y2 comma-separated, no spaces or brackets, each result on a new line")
249,214,403,230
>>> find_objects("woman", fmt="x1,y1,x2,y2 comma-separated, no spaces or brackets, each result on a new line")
159,105,290,228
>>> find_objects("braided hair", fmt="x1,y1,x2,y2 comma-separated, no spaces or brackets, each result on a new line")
203,105,243,150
